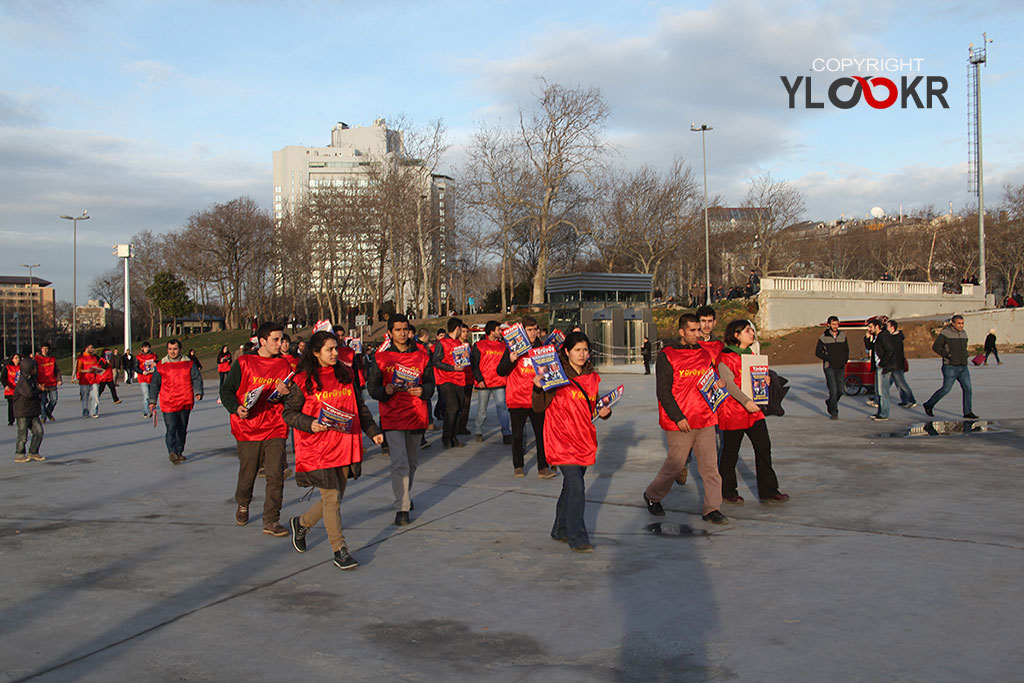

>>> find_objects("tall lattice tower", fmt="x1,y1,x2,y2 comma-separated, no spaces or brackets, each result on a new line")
967,35,990,292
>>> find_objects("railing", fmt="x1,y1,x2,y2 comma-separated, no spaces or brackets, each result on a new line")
760,277,946,296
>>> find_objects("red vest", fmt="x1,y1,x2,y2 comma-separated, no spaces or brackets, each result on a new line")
229,354,291,441
293,367,363,472
434,337,467,386
98,356,114,383
474,339,506,388
137,352,157,383
3,364,17,397
374,347,430,430
543,373,600,467
34,355,58,387
77,353,101,385
716,350,764,431
657,346,718,431
157,361,195,412
217,353,232,373
699,339,725,365
504,354,537,409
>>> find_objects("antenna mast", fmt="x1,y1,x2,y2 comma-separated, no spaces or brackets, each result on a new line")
967,34,989,297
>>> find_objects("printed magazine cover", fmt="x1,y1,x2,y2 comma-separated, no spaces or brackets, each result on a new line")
452,343,471,370
345,337,363,354
242,383,265,410
543,329,565,348
741,354,770,405
697,367,727,412
529,345,570,390
312,319,333,334
266,371,295,401
391,363,421,390
501,322,531,356
593,384,624,420
377,333,392,353
143,359,156,373
318,402,356,433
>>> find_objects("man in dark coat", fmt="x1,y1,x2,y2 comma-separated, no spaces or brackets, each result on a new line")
13,357,45,462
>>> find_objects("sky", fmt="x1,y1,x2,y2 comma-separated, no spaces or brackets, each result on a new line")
1,0,1021,302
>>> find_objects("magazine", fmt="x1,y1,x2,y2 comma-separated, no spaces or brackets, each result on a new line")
318,402,356,433
266,371,296,401
345,337,363,354
242,383,265,411
740,354,770,405
543,329,566,348
391,363,422,390
697,367,727,412
529,345,570,390
249,336,259,349
312,319,333,334
593,384,624,420
501,322,531,356
377,333,392,353
143,359,156,374
452,343,471,370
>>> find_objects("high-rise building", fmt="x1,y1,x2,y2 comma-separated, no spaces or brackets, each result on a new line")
0,275,55,354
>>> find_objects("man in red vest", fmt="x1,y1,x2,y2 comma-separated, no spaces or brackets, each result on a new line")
34,342,62,422
149,339,203,465
220,322,293,535
644,312,728,525
470,320,511,443
497,316,556,479
76,344,103,418
431,317,470,449
136,341,158,418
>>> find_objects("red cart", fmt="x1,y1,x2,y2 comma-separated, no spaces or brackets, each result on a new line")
843,358,874,395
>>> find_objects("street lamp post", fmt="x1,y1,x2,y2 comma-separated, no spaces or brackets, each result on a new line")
114,244,133,354
21,263,40,354
690,124,713,305
60,212,89,368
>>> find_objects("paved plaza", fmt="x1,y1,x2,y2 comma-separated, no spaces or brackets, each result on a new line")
2,357,1022,682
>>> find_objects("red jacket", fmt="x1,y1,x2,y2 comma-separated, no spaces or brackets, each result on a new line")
229,354,291,441
137,352,157,384
541,372,600,466
716,350,764,431
156,361,196,413
374,347,430,430
292,367,363,472
472,339,506,388
657,346,718,431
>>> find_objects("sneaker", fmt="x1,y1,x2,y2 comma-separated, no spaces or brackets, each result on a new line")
333,547,358,570
475,434,484,443
643,491,665,517
235,504,249,526
113,399,122,404
14,454,30,463
502,435,512,445
906,402,917,408
870,415,888,421
91,414,99,419
168,452,179,465
257,467,266,478
923,404,934,417
263,522,289,537
762,492,790,503
537,467,557,479
395,511,410,526
420,439,431,450
866,399,877,407
514,467,525,478
964,412,980,419
551,534,568,544
175,453,186,463
29,453,45,462
701,510,729,525
570,543,595,553
290,516,308,553
723,494,744,504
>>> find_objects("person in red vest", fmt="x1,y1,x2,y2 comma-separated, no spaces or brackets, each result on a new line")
76,344,103,418
34,343,62,422
367,313,434,526
220,322,294,535
136,341,158,418
216,345,232,403
282,330,384,570
148,339,204,465
497,316,556,479
431,317,470,449
716,319,788,505
532,331,612,553
644,313,728,525
470,320,511,444
96,348,121,404
4,353,20,426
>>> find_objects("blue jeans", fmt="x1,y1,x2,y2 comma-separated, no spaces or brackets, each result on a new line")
875,369,892,418
823,367,844,415
925,364,973,415
140,383,152,415
163,409,191,456
890,369,916,405
40,388,59,420
552,465,589,548
474,387,511,436
79,384,99,417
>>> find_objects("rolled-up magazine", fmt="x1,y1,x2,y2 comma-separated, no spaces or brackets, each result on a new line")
345,337,363,354
313,319,333,334
529,345,570,390
391,363,421,390
377,333,392,353
543,329,565,348
697,367,727,412
502,323,531,356
266,371,295,401
593,384,624,420
242,383,265,410
318,402,356,433
452,343,471,370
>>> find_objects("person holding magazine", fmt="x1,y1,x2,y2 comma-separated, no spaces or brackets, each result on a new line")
217,345,232,394
532,332,612,553
431,318,470,449
469,321,512,444
497,316,556,479
367,313,434,526
716,319,788,505
136,341,158,418
282,331,384,571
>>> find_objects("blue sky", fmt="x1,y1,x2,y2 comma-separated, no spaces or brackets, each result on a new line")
1,0,1021,301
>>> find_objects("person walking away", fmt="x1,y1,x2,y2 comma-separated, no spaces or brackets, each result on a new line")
34,343,62,422
984,329,1001,365
122,348,135,384
643,313,728,525
641,337,652,375
432,318,469,449
13,357,45,462
96,349,121,404
220,322,293,536
188,349,203,373
367,314,434,526
470,321,511,444
886,320,917,408
136,342,158,418
5,353,21,426
76,345,103,418
532,332,611,553
282,331,384,570
217,345,232,401
716,320,788,504
815,316,849,420
923,315,977,419
149,339,204,464
497,316,556,479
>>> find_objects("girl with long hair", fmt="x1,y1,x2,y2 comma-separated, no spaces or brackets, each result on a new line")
532,332,612,553
216,345,232,400
282,331,384,570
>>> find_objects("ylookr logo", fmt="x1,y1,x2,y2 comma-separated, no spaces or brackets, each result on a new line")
782,58,948,110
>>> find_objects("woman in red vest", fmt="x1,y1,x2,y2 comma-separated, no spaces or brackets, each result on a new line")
216,345,232,402
4,353,21,426
716,320,788,504
532,332,612,553
282,331,384,571
96,349,121,404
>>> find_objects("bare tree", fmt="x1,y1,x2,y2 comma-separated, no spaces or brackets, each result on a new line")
89,265,123,309
742,172,806,275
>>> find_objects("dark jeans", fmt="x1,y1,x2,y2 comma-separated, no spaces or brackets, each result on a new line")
823,367,844,416
438,383,465,445
235,438,286,525
458,384,473,432
552,465,589,548
16,416,44,455
6,396,12,426
98,381,120,403
984,349,1000,363
508,407,548,470
162,409,191,456
925,364,973,415
219,372,228,391
40,388,59,420
719,419,780,499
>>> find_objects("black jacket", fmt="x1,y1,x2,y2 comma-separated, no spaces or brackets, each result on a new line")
889,331,908,371
932,325,969,366
815,330,849,369
12,358,41,418
984,333,997,353
865,329,898,373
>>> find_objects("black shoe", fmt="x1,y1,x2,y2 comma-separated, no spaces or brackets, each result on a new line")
502,435,512,445
923,404,934,417
570,543,595,553
175,453,186,463
395,511,410,526
702,510,729,525
333,547,358,570
381,444,390,456
168,452,178,465
447,439,464,449
290,516,307,553
420,438,431,449
643,491,665,517
964,412,979,419
458,429,471,436
830,414,839,420
475,434,484,442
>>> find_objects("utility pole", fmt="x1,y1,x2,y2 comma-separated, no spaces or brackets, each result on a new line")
968,34,991,298
115,244,133,352
690,123,713,305
21,263,40,353
60,211,90,365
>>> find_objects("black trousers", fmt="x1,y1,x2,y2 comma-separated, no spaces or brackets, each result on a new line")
458,384,473,432
508,407,548,470
98,381,120,402
719,419,780,499
438,383,465,445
